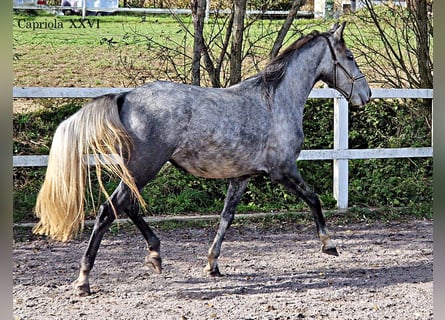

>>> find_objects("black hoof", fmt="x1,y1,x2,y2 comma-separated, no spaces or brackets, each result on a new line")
322,246,339,256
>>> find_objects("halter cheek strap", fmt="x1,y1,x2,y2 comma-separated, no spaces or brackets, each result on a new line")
320,35,365,102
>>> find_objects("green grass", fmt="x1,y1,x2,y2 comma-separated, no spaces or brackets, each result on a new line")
13,10,415,90
13,12,335,87
14,14,190,46
12,12,331,45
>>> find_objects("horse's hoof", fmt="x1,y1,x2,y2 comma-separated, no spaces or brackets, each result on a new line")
204,265,223,277
322,245,339,256
145,253,162,274
72,280,91,297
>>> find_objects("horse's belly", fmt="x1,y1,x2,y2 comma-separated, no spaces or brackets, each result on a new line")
170,150,263,179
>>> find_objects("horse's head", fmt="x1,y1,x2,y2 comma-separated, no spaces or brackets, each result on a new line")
320,22,371,106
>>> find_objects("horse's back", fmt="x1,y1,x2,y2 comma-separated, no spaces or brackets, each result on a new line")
120,81,272,179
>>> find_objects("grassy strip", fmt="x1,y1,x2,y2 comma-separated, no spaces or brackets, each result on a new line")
12,13,350,88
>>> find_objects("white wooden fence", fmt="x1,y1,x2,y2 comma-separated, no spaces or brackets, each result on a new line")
13,87,433,209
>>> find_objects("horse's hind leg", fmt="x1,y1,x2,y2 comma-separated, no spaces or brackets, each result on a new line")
125,203,162,274
72,183,134,296
72,201,116,296
205,177,249,277
271,165,339,256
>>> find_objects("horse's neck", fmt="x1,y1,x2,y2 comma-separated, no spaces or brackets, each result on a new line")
274,40,327,112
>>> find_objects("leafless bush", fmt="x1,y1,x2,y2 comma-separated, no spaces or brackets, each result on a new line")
110,0,319,88
348,0,432,90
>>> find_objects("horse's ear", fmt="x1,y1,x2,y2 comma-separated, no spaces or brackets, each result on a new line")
333,21,346,41
329,22,340,33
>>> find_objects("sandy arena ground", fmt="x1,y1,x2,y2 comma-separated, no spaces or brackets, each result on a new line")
13,219,433,319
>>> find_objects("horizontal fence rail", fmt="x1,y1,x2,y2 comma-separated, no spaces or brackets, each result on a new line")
13,87,434,99
13,87,433,209
12,147,433,167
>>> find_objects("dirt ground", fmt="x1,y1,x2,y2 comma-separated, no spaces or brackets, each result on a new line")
13,219,433,320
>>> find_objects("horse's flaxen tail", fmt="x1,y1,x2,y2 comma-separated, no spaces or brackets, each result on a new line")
33,93,145,242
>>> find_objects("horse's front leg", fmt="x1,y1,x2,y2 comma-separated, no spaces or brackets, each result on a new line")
205,177,249,276
72,202,115,296
272,165,339,256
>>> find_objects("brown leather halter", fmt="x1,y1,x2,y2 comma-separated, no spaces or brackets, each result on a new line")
321,34,366,102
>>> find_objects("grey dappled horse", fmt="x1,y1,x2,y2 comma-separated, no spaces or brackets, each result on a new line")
34,22,371,296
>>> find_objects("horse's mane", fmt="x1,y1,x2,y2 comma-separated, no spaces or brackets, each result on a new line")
255,30,323,103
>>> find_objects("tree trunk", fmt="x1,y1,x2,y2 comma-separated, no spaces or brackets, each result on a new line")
412,0,433,89
270,0,306,59
191,0,206,86
202,14,234,88
229,0,247,85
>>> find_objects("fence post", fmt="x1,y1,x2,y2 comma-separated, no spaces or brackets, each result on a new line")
82,0,86,20
333,96,349,209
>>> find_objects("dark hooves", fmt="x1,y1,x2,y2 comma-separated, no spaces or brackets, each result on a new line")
205,266,223,277
322,246,339,256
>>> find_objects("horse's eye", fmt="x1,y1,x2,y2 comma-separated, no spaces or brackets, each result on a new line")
347,54,354,60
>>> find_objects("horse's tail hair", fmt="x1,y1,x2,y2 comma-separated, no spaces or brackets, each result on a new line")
33,93,145,241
